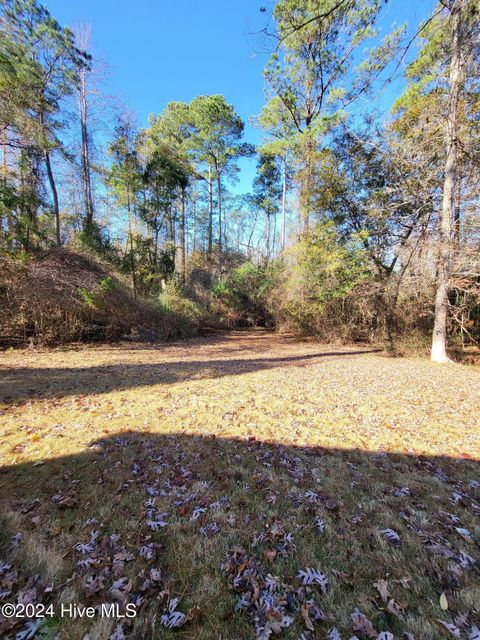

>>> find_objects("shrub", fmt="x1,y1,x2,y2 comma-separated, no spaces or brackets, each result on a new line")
78,287,97,308
76,221,118,263
211,261,273,327
270,221,371,340
0,250,199,346
156,281,205,336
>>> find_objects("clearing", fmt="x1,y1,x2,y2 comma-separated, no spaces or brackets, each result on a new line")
0,330,479,639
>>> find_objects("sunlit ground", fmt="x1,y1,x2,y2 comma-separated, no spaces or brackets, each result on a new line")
1,330,479,639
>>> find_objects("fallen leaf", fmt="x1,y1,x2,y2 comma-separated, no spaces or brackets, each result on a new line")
301,601,314,631
373,578,390,603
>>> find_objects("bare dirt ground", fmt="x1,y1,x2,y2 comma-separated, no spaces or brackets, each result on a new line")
0,330,479,639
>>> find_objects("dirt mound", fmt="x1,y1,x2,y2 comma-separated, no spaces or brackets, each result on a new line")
0,250,197,345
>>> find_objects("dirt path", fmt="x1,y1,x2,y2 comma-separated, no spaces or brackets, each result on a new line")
0,331,479,639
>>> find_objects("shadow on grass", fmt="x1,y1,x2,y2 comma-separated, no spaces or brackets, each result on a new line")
0,431,478,639
0,347,382,404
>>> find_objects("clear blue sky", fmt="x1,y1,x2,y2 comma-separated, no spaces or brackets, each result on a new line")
45,0,436,193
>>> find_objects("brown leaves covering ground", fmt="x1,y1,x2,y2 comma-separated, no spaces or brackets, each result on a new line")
0,329,479,639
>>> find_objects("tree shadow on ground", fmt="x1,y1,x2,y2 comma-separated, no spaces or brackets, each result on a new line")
0,431,478,639
0,347,381,404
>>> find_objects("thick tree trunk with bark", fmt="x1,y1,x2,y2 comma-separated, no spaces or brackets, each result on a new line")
431,0,463,363
453,175,462,245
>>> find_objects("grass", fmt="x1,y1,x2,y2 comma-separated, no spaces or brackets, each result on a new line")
0,329,479,639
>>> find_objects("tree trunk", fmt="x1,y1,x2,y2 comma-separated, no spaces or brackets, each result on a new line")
217,171,222,253
192,183,197,253
180,186,186,284
79,70,94,229
44,148,61,246
281,154,287,253
1,126,9,240
127,193,137,297
75,25,95,231
300,135,313,236
453,175,462,245
297,192,302,239
266,214,271,259
208,166,213,252
1,125,7,175
272,208,277,257
154,223,159,271
21,154,40,251
431,0,463,363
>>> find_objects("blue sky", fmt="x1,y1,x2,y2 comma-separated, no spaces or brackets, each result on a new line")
45,0,436,193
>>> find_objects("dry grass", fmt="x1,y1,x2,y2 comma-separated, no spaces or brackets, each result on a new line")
0,330,479,639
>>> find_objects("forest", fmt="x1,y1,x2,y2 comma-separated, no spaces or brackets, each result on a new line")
0,0,478,360
0,1,479,640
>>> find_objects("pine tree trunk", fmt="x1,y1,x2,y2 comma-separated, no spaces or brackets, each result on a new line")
300,135,313,236
44,149,61,246
39,107,61,247
431,0,463,363
192,183,197,253
79,71,94,229
1,126,10,240
154,227,159,270
170,210,176,248
1,125,7,175
180,186,186,285
281,154,287,253
208,166,213,253
217,171,222,253
453,176,462,245
127,193,137,297
272,208,277,257
266,214,271,259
